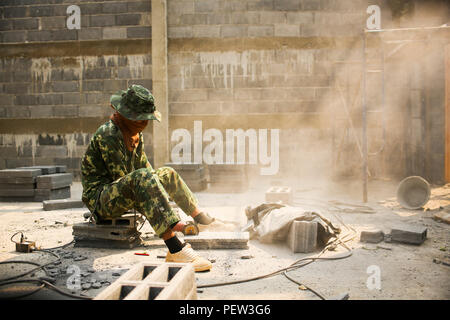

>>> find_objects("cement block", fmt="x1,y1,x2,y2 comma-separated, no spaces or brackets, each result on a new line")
221,25,247,37
0,177,36,184
287,220,317,253
34,186,71,201
78,28,102,40
0,183,35,190
29,5,53,17
116,13,142,26
0,189,35,197
0,169,42,178
51,30,78,41
3,7,27,18
390,224,427,245
72,222,140,241
360,229,385,244
274,0,300,11
52,81,79,93
90,15,116,27
94,262,197,300
18,166,57,175
127,26,152,38
0,196,36,202
13,18,39,30
74,237,141,249
43,199,85,211
184,232,249,249
265,186,293,205
36,173,73,189
433,211,450,224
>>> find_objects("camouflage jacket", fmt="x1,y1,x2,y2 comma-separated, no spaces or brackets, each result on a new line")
81,119,152,213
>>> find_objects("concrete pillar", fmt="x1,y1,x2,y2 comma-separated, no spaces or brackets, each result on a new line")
151,0,169,168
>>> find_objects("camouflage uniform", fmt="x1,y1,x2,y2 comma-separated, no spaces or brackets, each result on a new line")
81,119,198,237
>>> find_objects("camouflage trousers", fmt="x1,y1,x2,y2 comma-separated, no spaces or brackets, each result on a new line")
96,167,198,237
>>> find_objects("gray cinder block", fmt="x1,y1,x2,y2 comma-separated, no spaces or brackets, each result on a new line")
0,183,35,190
0,169,42,178
72,222,140,241
184,232,249,250
94,262,197,300
287,220,317,253
36,173,73,189
390,224,427,245
360,229,385,244
18,166,57,175
127,26,152,38
34,186,71,201
0,177,36,184
0,189,35,197
265,186,293,204
43,199,85,211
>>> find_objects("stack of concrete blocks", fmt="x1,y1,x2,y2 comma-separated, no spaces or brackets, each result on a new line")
72,214,142,249
34,171,73,201
164,163,207,192
265,186,293,205
0,168,42,202
207,164,248,193
0,165,72,201
94,262,197,300
287,220,318,253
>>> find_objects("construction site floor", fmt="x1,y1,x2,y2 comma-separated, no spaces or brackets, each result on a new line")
0,180,449,300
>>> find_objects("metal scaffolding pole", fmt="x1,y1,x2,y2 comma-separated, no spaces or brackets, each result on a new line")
362,33,368,203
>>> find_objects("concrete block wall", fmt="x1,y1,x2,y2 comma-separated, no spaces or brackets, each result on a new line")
0,0,151,42
165,0,449,184
166,0,385,181
0,1,153,179
0,0,448,184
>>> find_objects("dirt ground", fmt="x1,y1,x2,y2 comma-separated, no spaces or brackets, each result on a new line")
0,179,449,300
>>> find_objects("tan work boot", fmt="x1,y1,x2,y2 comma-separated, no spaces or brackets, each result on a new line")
166,243,212,272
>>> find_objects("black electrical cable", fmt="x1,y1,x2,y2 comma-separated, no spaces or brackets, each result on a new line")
0,279,92,300
1,283,46,300
197,222,357,301
10,232,24,244
0,237,91,300
0,238,73,284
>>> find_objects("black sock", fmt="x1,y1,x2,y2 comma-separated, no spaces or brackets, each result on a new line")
164,236,186,254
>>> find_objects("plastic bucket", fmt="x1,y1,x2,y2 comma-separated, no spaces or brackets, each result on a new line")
396,176,431,209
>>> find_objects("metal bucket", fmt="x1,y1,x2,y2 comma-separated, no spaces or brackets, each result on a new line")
396,176,431,209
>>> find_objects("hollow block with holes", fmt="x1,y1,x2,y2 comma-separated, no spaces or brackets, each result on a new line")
72,214,143,249
265,186,293,205
94,262,197,300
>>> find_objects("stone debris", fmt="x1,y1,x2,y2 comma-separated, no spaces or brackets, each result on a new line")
360,229,385,244
74,256,87,261
92,282,102,289
82,283,92,290
433,211,450,224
